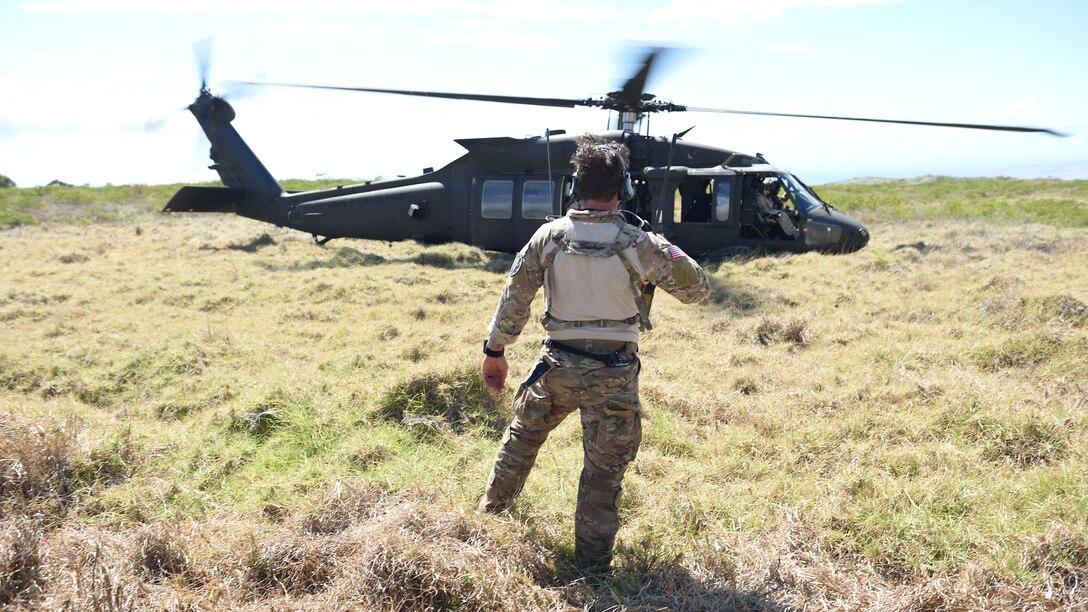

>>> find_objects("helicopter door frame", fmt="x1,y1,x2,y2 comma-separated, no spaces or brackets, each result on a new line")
646,168,741,256
712,176,739,226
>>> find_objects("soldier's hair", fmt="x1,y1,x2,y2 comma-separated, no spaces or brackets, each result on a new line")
571,134,630,202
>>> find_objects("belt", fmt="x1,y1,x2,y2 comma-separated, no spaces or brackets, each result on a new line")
542,339,637,367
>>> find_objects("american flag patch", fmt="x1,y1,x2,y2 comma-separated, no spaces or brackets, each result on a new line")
666,244,687,260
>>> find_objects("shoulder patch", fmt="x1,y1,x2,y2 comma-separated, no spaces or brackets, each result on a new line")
509,253,524,277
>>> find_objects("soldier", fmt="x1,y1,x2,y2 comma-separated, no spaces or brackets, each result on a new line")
478,134,710,574
755,176,799,238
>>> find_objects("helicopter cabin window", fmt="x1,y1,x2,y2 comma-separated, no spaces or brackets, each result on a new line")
673,179,713,224
714,179,732,221
481,180,513,219
522,180,555,219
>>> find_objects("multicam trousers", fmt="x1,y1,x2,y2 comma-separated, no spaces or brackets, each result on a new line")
479,339,642,572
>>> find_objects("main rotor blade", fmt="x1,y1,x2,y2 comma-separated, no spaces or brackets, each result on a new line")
683,106,1067,136
242,81,588,109
615,47,664,107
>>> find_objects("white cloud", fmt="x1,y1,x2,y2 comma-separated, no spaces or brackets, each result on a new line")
1006,96,1039,112
457,1,622,24
767,42,810,53
20,0,464,14
651,0,896,26
20,0,619,20
259,21,375,40
433,33,558,48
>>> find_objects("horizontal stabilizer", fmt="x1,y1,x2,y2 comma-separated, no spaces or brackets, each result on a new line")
164,186,246,213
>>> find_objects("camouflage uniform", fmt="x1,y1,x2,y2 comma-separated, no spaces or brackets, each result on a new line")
480,207,709,572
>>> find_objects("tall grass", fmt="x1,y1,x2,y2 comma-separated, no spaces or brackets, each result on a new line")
0,178,1085,609
0,178,374,227
817,176,1088,227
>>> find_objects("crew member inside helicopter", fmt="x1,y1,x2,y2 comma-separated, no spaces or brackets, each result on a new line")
755,176,798,238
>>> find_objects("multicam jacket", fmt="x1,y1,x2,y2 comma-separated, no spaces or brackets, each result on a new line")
486,207,710,345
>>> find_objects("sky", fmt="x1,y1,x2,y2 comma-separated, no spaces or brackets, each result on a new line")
0,0,1085,188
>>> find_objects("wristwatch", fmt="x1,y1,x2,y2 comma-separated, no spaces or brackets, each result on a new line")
483,339,505,358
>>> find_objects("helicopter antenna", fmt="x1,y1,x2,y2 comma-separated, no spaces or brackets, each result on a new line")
545,128,554,211
655,130,682,232
652,126,696,231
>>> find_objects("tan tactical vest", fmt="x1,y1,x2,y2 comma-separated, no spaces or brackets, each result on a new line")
538,216,652,338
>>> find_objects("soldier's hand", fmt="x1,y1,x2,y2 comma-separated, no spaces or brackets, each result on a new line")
481,356,508,394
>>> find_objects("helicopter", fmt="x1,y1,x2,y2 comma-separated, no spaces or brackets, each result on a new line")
164,48,1062,258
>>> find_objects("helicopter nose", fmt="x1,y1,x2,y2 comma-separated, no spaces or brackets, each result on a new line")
829,218,869,253
844,224,870,252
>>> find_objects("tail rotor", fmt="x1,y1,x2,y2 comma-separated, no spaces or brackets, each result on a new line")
193,38,212,93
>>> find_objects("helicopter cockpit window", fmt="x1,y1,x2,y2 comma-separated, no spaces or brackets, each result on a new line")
481,180,513,219
779,174,823,213
714,179,732,221
522,180,555,219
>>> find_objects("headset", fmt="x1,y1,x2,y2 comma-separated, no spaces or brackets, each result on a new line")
567,144,635,204
616,151,635,203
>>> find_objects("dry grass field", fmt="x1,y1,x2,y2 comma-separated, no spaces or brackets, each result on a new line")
1,178,1086,610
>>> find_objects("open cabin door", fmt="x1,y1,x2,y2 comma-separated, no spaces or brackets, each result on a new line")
644,168,741,256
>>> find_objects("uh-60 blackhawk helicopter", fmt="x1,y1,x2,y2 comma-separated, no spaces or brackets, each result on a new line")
164,48,1062,258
